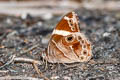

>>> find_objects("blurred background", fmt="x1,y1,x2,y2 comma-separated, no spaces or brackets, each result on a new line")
0,0,120,16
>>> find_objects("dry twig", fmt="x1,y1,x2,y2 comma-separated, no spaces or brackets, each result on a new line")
33,63,49,80
14,57,42,65
0,76,41,80
14,57,49,79
0,70,9,73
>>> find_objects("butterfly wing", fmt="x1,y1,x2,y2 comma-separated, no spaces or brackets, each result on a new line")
43,12,92,63
53,12,80,34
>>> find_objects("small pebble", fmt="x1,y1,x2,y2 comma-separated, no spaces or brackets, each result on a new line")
51,75,59,80
41,13,53,20
63,76,71,80
103,32,111,37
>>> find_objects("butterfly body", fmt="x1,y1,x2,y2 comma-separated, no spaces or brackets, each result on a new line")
42,12,92,63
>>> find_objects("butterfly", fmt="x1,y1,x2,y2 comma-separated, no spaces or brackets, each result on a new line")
42,12,92,63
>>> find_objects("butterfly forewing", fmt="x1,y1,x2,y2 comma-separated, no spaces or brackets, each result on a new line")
53,12,80,33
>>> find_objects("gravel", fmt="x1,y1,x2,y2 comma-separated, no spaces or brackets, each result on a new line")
0,9,120,80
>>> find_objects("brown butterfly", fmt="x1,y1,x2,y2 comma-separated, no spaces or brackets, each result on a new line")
42,12,92,63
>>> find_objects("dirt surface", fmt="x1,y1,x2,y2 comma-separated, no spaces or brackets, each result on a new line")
0,9,120,80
